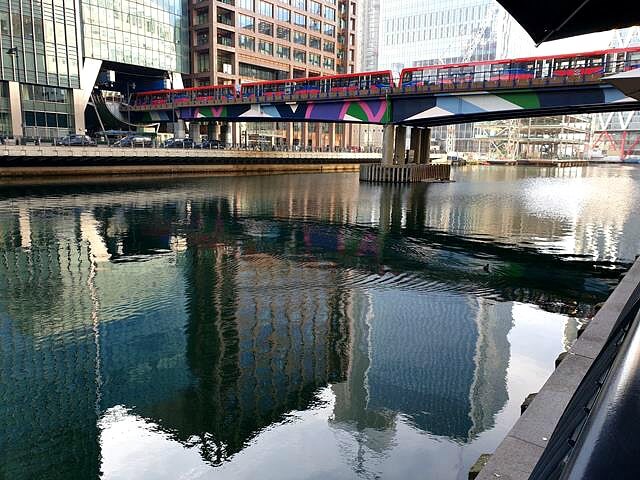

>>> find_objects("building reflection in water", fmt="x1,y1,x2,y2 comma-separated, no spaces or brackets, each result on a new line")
0,167,635,478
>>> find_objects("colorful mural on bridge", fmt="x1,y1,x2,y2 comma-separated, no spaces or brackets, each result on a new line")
392,85,638,124
179,99,390,124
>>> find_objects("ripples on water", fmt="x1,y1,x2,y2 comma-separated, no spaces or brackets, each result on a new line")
0,165,639,480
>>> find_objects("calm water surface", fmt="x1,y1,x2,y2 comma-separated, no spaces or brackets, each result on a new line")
1,165,639,480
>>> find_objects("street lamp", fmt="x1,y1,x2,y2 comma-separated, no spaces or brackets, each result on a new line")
126,82,136,127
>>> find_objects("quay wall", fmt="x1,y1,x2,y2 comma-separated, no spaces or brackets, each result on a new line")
0,146,380,177
477,257,640,480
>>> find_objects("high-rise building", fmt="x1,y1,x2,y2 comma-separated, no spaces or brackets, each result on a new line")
377,0,532,75
0,0,188,140
355,0,379,72
187,0,359,148
376,0,534,154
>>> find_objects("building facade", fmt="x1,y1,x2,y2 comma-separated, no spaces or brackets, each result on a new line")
0,0,188,140
375,0,534,155
186,0,359,149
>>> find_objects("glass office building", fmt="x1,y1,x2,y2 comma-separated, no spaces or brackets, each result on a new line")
81,0,188,73
0,0,188,140
0,0,81,138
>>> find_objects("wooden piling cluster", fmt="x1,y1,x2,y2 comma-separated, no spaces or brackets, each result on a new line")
359,163,451,183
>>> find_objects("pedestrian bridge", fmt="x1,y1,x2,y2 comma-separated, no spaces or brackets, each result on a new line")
131,75,640,128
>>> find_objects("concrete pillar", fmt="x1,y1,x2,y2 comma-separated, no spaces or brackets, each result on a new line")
394,125,407,165
174,119,186,139
410,127,422,164
231,122,238,146
382,124,395,166
286,123,294,148
8,81,23,139
329,123,336,151
189,122,201,143
420,128,431,164
302,123,309,149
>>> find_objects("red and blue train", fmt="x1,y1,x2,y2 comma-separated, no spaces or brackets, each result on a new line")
132,46,640,107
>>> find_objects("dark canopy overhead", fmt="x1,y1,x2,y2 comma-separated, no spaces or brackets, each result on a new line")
495,1,640,45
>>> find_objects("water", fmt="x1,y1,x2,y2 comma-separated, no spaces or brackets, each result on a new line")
1,165,639,480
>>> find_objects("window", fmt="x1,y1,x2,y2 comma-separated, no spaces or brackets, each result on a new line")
239,0,254,11
293,12,306,27
239,15,255,31
239,34,256,51
323,57,335,70
259,1,273,17
276,44,290,59
276,7,290,22
323,40,335,53
309,36,321,49
309,53,320,66
258,40,273,55
293,31,306,45
293,49,306,63
323,23,335,37
258,20,273,36
323,7,335,21
276,25,291,41
310,1,321,15
309,18,321,31
292,0,306,9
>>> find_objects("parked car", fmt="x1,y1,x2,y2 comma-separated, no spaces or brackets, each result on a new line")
163,138,196,149
199,139,225,149
113,135,153,147
58,134,96,146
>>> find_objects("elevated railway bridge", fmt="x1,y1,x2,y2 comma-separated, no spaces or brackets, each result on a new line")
128,47,640,165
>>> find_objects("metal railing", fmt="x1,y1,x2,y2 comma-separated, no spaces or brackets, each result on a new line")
530,275,640,480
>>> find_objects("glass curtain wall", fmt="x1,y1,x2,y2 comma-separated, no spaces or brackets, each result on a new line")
81,0,189,73
0,0,81,88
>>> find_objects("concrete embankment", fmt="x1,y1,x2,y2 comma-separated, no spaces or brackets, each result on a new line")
476,257,640,480
0,146,381,177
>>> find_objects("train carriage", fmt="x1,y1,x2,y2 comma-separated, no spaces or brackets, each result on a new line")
241,70,394,100
398,46,640,90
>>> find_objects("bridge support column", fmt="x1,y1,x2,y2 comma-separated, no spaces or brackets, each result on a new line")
420,128,431,164
189,122,201,144
286,123,294,148
410,127,422,164
382,124,395,165
329,124,336,151
302,123,309,149
394,125,407,165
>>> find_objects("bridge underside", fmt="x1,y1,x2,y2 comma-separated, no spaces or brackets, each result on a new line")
137,97,391,125
134,85,640,128
392,85,640,127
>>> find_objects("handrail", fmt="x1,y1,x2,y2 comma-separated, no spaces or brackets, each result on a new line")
529,278,640,480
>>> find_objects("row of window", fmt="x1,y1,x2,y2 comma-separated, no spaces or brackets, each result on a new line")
237,35,335,68
239,0,336,22
235,18,335,50
237,14,336,37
